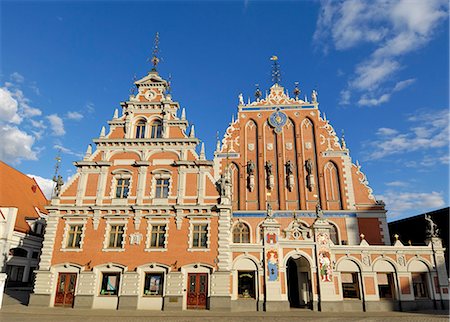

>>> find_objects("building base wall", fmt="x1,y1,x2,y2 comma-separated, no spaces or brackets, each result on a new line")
118,295,138,310
74,295,94,308
163,296,183,311
365,300,399,312
230,298,258,311
28,294,51,307
264,301,290,311
320,300,363,312
209,296,231,311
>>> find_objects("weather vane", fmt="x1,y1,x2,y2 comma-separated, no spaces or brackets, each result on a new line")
130,74,137,95
270,55,281,85
150,32,160,71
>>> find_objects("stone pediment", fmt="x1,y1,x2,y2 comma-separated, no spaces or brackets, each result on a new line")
135,72,167,87
249,83,305,107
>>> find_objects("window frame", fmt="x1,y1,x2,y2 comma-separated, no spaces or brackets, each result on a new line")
412,273,429,299
188,220,211,252
143,272,164,296
377,272,396,299
103,221,127,252
237,270,256,299
155,178,170,198
150,119,163,139
99,272,121,296
233,222,250,243
135,119,147,139
341,272,360,299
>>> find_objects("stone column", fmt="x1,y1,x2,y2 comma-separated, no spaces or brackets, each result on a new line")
210,206,232,311
312,217,338,311
261,216,289,311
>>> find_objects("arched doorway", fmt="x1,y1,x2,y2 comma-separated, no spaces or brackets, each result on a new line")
286,256,312,309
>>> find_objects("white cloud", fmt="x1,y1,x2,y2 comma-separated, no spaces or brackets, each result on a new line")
46,114,65,136
367,109,448,160
54,144,83,158
376,127,398,136
393,78,416,92
0,87,21,124
314,0,448,106
27,174,54,199
378,190,445,218
0,125,37,163
10,72,24,84
340,89,351,105
358,93,391,106
30,119,46,129
385,181,409,187
66,111,83,120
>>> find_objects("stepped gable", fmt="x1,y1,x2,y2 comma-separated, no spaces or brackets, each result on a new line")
215,82,383,212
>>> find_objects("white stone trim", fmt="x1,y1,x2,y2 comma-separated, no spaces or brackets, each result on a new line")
187,219,211,252
102,219,128,252
109,169,133,199
231,219,253,244
145,218,169,252
60,218,87,252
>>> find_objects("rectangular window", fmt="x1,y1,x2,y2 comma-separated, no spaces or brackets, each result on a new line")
341,272,360,299
192,224,208,248
135,123,146,138
108,225,125,248
143,273,164,296
377,273,395,299
155,179,169,198
100,273,120,296
238,271,256,298
150,225,166,248
412,273,428,299
66,225,83,248
6,265,25,282
115,178,130,198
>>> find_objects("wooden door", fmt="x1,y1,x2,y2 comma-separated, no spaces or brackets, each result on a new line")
187,273,208,309
54,273,77,307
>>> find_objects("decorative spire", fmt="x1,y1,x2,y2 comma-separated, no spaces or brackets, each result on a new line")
270,55,281,85
113,109,118,119
293,82,300,100
181,108,186,120
189,124,195,138
84,144,92,160
200,142,205,160
254,84,262,101
150,32,160,72
100,126,106,138
167,73,172,94
340,129,347,149
215,131,221,152
311,89,318,103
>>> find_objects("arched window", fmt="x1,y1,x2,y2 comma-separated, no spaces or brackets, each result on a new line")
329,223,339,245
135,120,146,138
233,222,250,243
150,120,163,138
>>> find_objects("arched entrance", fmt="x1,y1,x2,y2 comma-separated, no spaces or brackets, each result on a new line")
286,256,312,309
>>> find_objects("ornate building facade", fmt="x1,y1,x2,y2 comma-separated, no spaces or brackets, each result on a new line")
30,57,448,312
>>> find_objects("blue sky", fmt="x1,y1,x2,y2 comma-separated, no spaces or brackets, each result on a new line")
1,0,448,221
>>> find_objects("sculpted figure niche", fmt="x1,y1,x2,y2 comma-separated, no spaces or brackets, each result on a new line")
305,158,315,192
247,160,255,192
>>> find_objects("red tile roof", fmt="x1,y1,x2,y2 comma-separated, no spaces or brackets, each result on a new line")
0,161,49,233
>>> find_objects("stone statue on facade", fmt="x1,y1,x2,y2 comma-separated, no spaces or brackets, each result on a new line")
315,201,324,219
285,160,295,191
425,214,439,238
305,159,315,192
311,89,318,103
247,160,255,192
52,175,64,197
238,93,244,106
265,161,274,190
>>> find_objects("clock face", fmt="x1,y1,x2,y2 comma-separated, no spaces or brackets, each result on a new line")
144,90,156,100
268,109,287,133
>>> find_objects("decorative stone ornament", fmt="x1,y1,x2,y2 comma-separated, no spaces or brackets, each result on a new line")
129,232,143,245
268,109,288,134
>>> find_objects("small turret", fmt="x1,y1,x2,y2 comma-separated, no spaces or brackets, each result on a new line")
113,109,119,119
200,142,205,160
84,144,92,160
189,125,195,138
100,126,106,138
181,108,186,120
